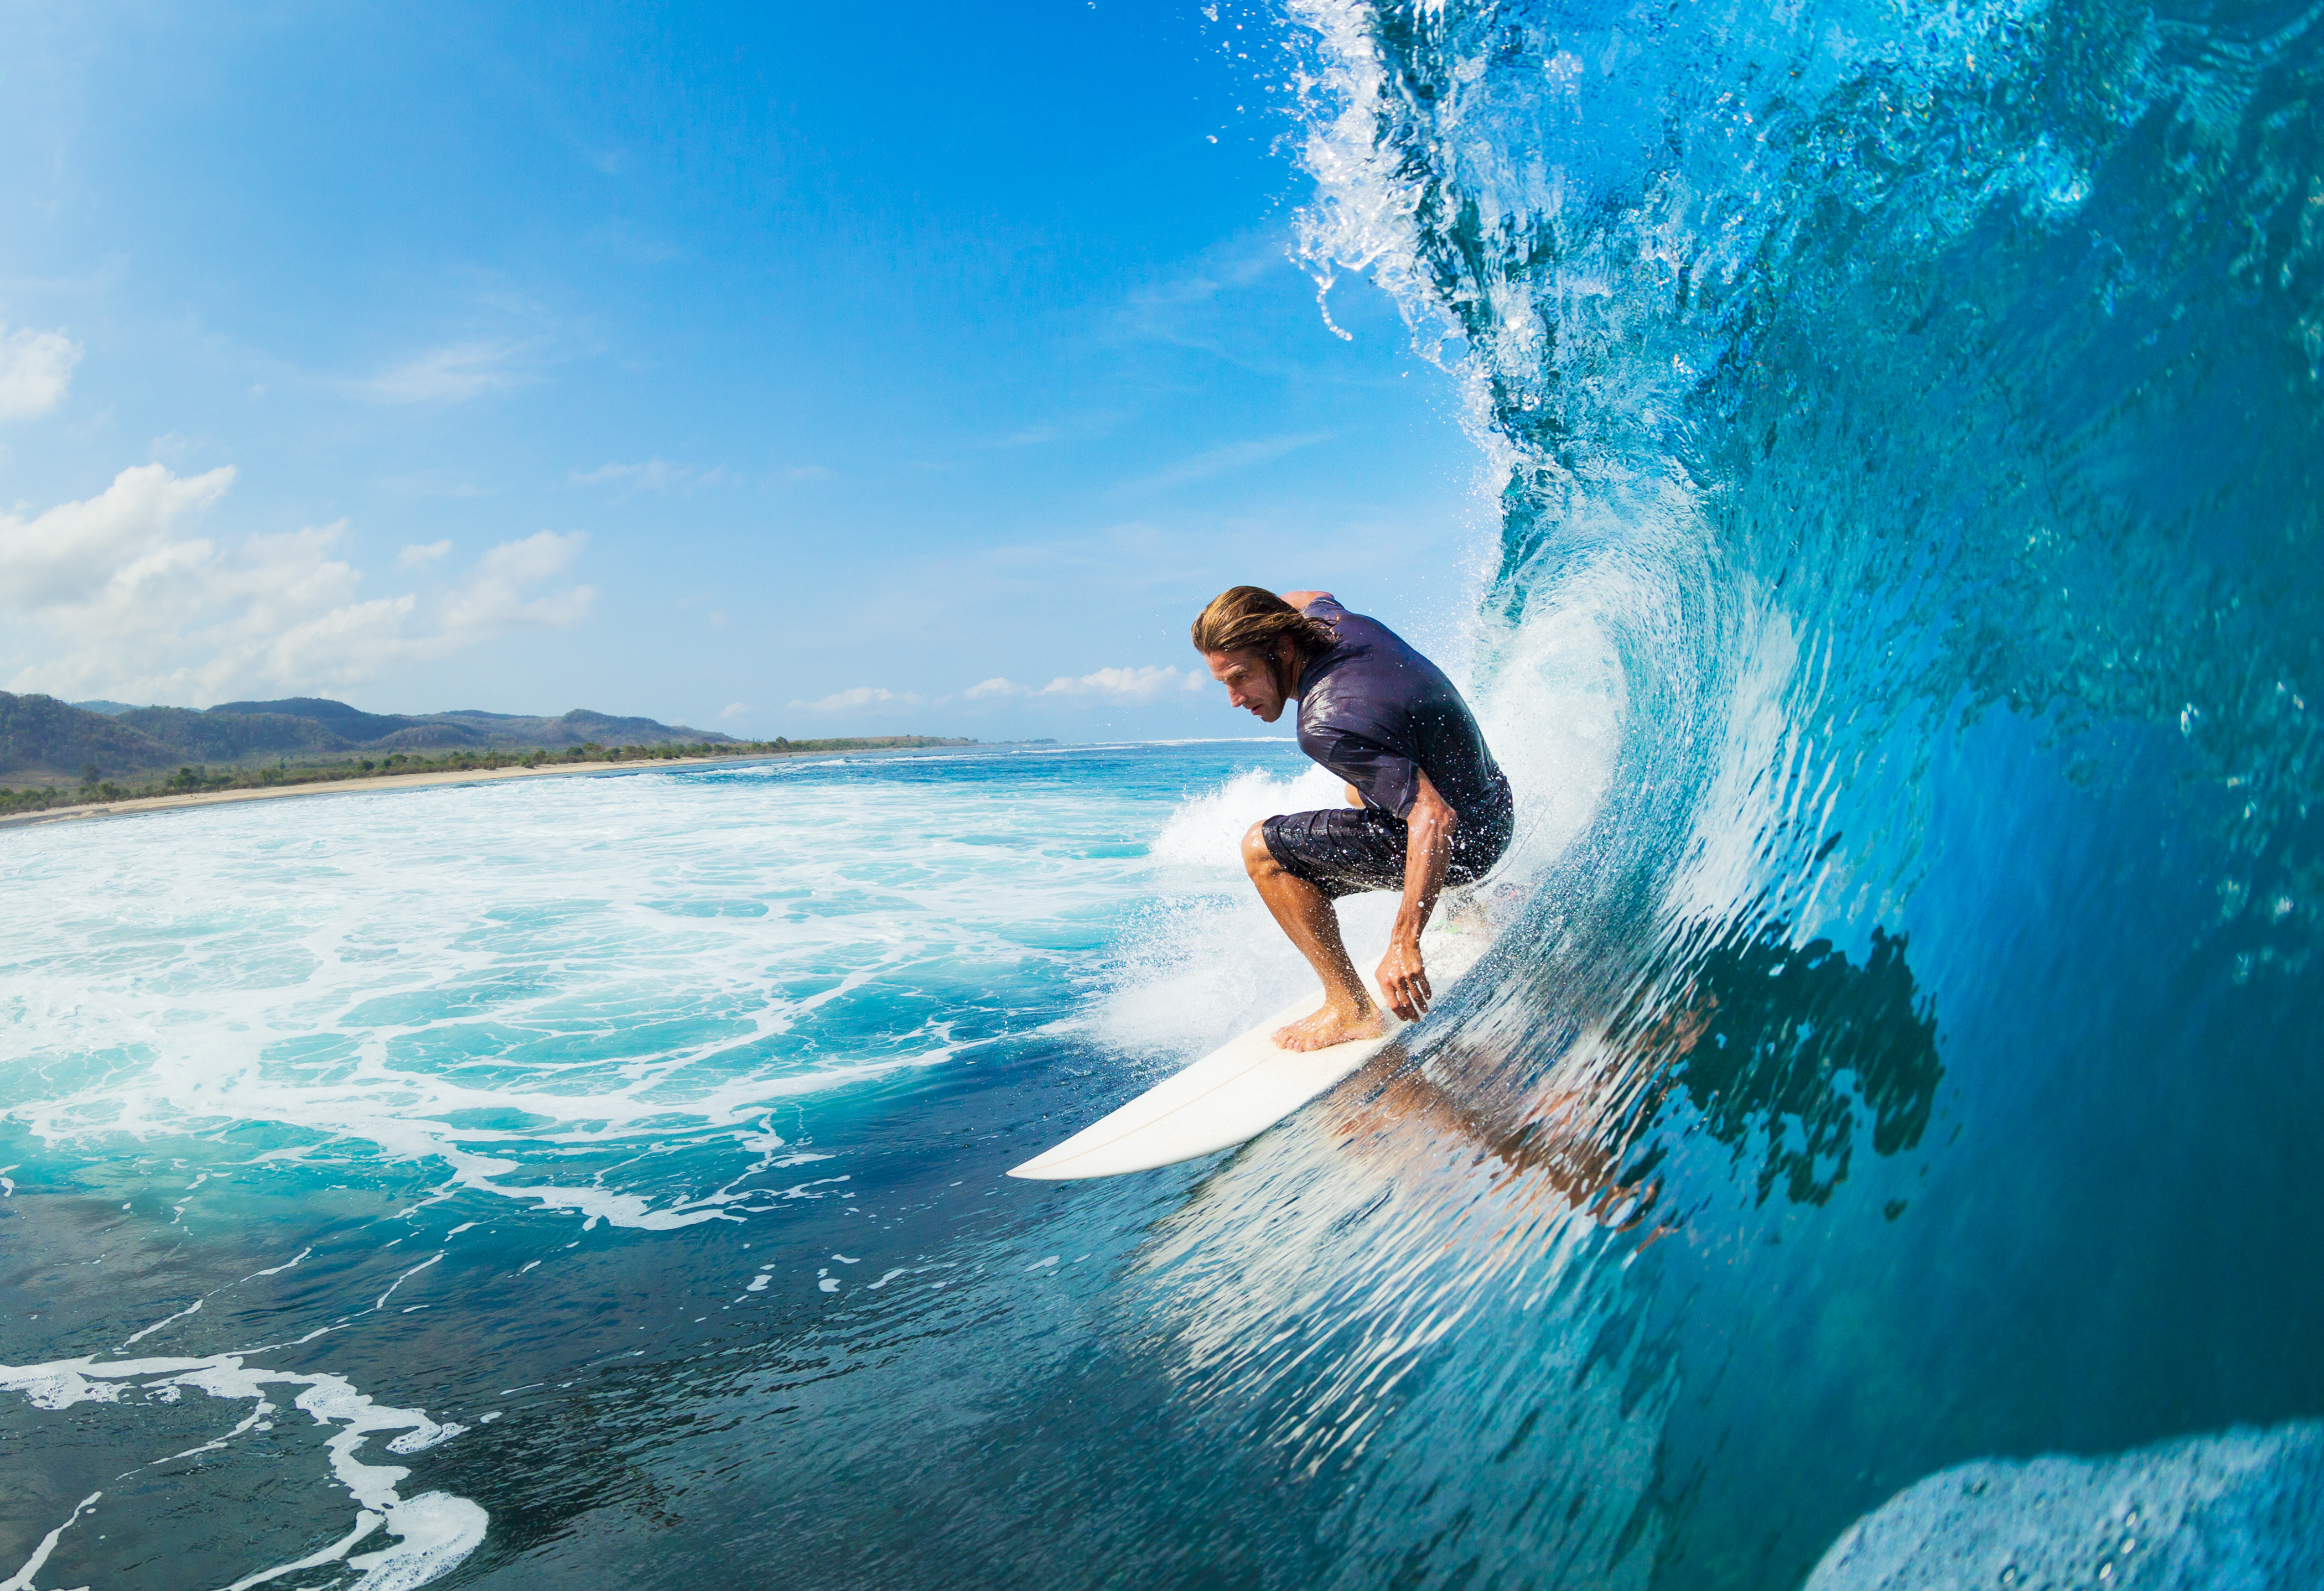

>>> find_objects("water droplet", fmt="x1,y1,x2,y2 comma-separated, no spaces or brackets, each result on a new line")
1998,1566,2019,1587
2124,1506,2141,1529
2098,1561,2114,1581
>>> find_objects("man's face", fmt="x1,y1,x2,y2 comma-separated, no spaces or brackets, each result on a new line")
1206,646,1288,722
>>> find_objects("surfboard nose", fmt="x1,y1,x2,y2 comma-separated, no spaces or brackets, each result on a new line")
1005,932,1488,1179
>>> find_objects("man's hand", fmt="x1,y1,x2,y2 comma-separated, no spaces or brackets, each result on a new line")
1382,768,1456,1022
1377,936,1432,1022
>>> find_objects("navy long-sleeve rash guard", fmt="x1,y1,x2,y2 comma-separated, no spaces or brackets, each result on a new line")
1291,597,1512,829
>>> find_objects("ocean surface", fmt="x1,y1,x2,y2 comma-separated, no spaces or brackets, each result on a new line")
8,0,2324,1581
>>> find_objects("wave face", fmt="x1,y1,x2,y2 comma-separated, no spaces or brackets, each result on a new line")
1266,0,2324,1578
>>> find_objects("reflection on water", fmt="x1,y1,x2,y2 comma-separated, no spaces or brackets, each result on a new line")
1609,921,1942,1212
1315,911,1943,1234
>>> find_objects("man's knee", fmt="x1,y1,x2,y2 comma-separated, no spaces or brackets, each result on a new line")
1241,820,1278,877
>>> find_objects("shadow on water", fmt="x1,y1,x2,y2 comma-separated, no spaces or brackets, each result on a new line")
1351,913,1944,1225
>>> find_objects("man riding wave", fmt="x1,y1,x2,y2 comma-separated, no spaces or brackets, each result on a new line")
1194,587,1513,1053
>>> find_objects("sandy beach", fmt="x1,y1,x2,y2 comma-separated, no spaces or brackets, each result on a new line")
0,752,775,833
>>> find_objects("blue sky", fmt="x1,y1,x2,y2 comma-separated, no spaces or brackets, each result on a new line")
0,1,1482,740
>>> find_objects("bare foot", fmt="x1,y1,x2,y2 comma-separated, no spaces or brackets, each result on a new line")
1272,1002,1387,1053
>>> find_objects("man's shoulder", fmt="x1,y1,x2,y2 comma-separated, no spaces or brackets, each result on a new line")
1314,608,1436,683
1306,599,1400,657
1298,663,1404,738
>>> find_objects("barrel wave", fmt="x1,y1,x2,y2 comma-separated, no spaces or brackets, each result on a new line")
1270,0,2324,1578
4,0,2321,1585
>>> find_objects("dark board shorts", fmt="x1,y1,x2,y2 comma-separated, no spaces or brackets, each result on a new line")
1260,798,1513,902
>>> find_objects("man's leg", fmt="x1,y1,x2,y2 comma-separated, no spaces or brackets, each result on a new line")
1242,821,1387,1052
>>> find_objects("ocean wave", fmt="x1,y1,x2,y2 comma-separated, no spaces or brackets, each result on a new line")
1090,0,2324,1577
1811,1424,2324,1588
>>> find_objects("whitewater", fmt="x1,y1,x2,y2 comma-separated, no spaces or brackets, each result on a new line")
8,0,2324,1581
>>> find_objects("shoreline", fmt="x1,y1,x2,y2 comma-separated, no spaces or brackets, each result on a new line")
0,750,810,833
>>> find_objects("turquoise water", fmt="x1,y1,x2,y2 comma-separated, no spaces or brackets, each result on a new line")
0,743,1419,1587
10,0,2324,1578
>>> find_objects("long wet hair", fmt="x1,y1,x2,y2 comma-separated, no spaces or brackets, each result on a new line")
1189,586,1338,662
1190,587,1340,704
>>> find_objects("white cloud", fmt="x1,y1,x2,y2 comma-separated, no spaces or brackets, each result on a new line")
1118,433,1330,494
572,458,736,491
573,457,680,489
961,665,1212,703
339,342,528,406
0,324,84,420
0,464,594,704
436,531,593,641
1046,665,1210,700
789,685,923,712
398,539,453,568
0,462,236,616
783,464,835,483
378,471,491,500
719,701,750,720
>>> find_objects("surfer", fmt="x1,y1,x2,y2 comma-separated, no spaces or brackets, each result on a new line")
1194,587,1514,1052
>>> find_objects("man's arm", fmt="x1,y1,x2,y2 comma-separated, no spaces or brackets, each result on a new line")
1376,769,1456,1021
1279,589,1333,610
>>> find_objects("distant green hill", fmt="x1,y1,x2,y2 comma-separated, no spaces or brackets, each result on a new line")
1,695,184,782
0,693,754,784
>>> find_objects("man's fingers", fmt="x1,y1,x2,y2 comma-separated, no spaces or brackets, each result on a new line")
1386,971,1428,1021
1378,953,1433,1023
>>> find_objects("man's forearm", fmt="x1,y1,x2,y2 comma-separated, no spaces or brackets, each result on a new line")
1395,802,1454,943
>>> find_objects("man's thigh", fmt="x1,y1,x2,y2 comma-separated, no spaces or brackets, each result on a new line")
1260,807,1408,900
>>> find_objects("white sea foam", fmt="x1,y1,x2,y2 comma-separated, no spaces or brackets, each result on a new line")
2,727,1615,1239
0,761,1165,1227
1808,1423,2324,1588
1096,762,1404,1068
0,1352,487,1590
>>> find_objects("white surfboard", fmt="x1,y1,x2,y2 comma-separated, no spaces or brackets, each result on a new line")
1007,927,1491,1180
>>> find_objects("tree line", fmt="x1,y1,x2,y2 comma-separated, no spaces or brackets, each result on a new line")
0,736,974,818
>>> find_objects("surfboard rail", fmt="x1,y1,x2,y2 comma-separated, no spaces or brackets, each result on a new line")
1008,929,1489,1180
